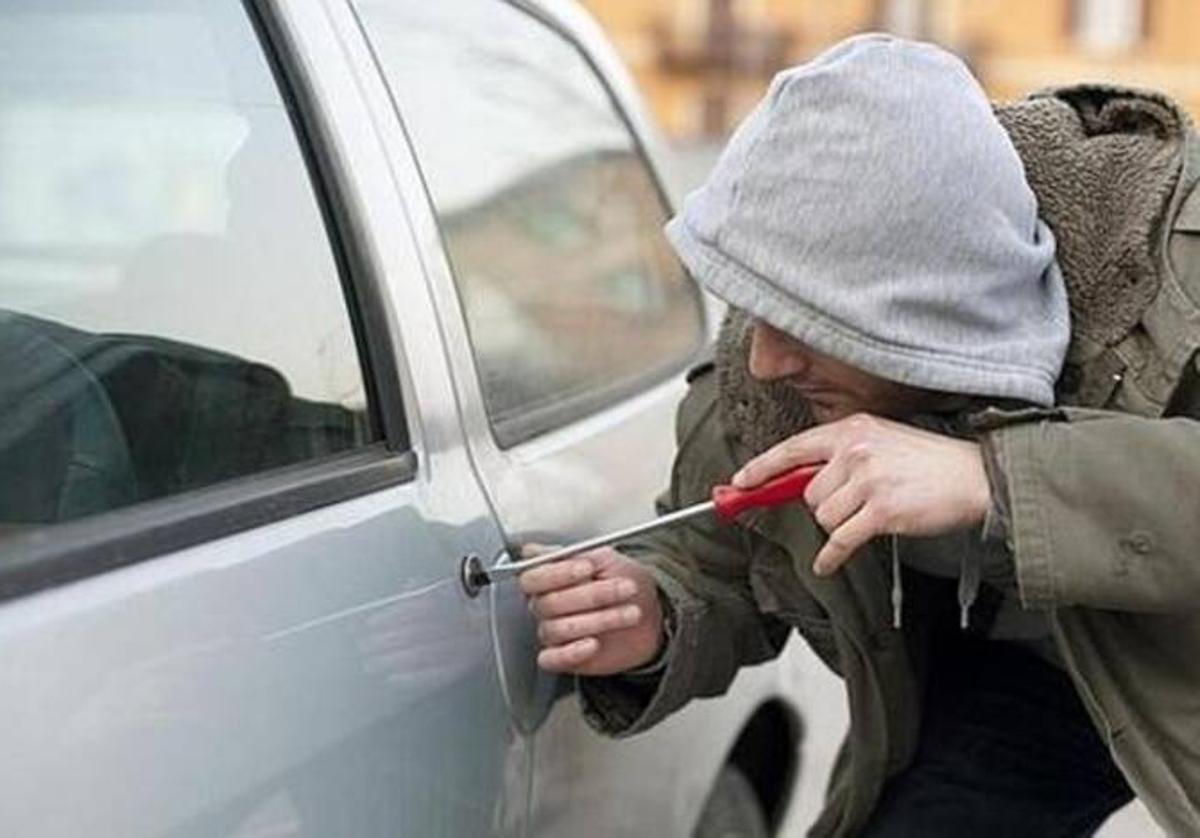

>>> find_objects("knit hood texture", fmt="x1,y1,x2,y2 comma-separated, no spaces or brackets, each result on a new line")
666,34,1070,406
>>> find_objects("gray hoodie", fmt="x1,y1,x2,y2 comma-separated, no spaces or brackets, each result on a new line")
666,33,1070,405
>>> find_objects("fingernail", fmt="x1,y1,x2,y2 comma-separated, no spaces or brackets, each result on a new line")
623,605,641,622
574,561,593,580
617,579,636,598
731,469,747,487
812,561,828,577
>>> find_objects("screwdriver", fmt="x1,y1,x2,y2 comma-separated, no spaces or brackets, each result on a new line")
460,464,821,596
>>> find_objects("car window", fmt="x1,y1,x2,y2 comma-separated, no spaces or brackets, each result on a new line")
352,0,705,447
0,0,379,534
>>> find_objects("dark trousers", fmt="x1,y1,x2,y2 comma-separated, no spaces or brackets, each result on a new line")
860,634,1134,837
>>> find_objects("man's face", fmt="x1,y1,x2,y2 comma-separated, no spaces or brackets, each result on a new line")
747,319,938,423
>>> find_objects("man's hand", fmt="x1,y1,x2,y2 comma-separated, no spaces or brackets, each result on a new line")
519,546,664,676
732,413,991,576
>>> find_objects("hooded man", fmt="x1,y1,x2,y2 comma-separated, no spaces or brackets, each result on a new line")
521,34,1200,836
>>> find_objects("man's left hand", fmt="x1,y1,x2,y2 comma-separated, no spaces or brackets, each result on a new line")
732,413,991,576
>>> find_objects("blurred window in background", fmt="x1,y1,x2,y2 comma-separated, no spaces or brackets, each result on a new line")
882,0,926,40
353,0,705,447
1072,0,1144,52
0,0,377,531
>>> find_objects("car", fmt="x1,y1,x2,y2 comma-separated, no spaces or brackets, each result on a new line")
0,0,812,835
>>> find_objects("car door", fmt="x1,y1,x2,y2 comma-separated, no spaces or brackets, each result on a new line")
340,3,758,835
0,1,526,835
345,0,709,734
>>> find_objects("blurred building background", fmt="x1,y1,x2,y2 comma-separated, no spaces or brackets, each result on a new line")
580,0,1200,141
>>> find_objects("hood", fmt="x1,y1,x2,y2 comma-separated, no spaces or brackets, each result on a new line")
666,33,1070,406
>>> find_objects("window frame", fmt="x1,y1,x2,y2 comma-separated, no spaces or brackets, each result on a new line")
0,0,417,603
1068,0,1147,51
363,0,708,450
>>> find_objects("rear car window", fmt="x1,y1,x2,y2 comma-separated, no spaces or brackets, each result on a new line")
353,0,705,446
0,0,377,536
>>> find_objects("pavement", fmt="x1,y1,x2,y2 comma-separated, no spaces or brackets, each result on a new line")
663,142,1161,837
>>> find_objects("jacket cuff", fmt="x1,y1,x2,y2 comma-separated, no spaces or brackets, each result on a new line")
987,421,1060,608
577,564,705,738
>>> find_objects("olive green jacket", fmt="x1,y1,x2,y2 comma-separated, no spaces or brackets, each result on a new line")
581,86,1200,836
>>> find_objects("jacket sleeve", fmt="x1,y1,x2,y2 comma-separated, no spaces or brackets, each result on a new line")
578,370,792,737
985,407,1200,613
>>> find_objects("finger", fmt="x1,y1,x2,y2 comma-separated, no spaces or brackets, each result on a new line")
802,455,850,508
578,545,625,575
732,425,835,488
813,507,880,576
519,542,562,560
537,637,600,673
811,480,867,536
538,604,642,646
519,557,595,596
531,577,638,619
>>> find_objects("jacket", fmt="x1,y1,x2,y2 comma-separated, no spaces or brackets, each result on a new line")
580,85,1200,836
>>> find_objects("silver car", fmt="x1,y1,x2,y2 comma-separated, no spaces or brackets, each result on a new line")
0,0,811,835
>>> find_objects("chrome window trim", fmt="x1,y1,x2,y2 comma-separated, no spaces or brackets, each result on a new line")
0,447,417,603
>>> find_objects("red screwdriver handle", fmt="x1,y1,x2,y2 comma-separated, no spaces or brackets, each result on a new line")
711,465,822,522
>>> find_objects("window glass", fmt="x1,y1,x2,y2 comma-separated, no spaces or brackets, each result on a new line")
0,0,377,534
354,0,705,445
1074,0,1143,51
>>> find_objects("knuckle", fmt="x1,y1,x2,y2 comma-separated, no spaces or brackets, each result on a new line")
844,413,871,433
781,438,804,458
569,640,597,665
544,591,574,618
565,558,591,578
542,619,570,645
814,505,835,532
845,442,872,465
855,412,880,430
517,569,545,594
827,533,854,555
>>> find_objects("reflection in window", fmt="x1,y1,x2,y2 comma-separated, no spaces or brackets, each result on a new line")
355,0,705,445
0,0,376,530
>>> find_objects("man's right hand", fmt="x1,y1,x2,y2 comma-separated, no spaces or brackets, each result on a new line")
519,546,664,677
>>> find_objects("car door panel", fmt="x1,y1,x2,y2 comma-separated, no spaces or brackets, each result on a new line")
0,0,530,835
0,486,522,837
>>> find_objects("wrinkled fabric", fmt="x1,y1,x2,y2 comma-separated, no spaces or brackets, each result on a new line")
667,34,1069,405
995,85,1189,350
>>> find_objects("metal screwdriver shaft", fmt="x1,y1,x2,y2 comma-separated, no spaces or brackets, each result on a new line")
484,499,717,582
459,464,821,597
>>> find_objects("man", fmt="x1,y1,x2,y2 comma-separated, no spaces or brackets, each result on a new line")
522,35,1200,836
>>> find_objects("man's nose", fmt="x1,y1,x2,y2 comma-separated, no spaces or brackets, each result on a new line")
748,322,809,381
